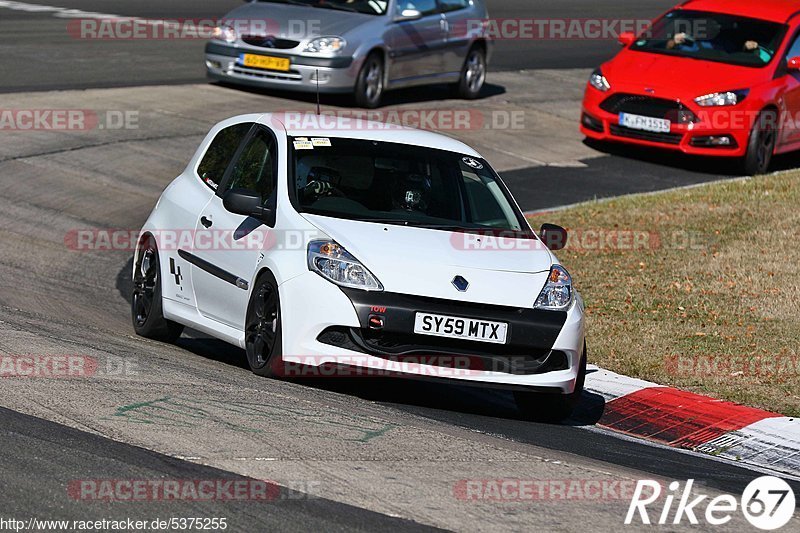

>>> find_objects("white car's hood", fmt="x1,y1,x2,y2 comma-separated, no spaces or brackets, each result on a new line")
303,214,554,308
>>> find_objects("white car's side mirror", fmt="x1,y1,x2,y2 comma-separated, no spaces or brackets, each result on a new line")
223,189,271,220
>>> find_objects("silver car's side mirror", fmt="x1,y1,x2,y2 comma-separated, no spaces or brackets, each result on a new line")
395,9,422,22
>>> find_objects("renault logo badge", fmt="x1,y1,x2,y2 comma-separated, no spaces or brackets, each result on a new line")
452,275,469,292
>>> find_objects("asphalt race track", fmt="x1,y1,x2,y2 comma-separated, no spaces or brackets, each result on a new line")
1,1,799,531
0,0,678,91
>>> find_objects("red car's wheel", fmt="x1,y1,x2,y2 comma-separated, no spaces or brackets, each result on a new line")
743,110,778,176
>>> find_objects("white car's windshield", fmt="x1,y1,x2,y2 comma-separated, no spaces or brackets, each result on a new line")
291,137,529,234
256,0,388,16
631,10,786,67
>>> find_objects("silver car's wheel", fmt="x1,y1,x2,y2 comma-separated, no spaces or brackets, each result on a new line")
355,54,384,108
456,47,486,100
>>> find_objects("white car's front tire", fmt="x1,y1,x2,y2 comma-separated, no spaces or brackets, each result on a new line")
514,343,587,423
244,271,284,377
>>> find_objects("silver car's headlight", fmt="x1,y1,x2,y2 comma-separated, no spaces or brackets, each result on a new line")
534,265,573,310
694,89,749,107
589,68,611,92
211,24,237,43
305,36,346,54
308,240,383,291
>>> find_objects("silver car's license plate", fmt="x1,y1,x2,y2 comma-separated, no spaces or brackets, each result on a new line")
619,112,671,133
414,313,508,344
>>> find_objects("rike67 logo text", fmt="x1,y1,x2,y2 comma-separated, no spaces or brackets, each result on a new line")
626,477,795,530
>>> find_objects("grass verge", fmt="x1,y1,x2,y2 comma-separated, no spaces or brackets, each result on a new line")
528,171,800,416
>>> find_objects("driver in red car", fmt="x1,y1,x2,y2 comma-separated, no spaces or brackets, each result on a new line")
668,32,772,62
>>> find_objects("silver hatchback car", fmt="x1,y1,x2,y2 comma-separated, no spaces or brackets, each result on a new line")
205,0,491,108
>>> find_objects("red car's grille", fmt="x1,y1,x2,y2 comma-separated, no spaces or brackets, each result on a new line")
609,124,683,145
601,94,696,123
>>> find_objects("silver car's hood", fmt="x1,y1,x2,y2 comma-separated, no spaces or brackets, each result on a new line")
222,2,380,39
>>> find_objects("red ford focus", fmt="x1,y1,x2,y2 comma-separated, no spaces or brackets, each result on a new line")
581,0,800,174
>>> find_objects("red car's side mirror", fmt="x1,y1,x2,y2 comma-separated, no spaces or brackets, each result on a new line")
788,57,800,71
618,32,636,47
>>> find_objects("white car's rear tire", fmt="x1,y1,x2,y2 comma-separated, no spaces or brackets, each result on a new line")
131,235,184,343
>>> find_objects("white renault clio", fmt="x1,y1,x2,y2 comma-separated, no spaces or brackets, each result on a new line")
133,114,587,421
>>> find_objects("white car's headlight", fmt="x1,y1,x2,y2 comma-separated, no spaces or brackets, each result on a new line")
589,68,611,92
211,24,237,43
535,265,573,310
694,89,749,107
304,36,346,54
308,240,383,291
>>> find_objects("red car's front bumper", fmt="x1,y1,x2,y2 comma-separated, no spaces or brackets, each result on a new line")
580,84,753,158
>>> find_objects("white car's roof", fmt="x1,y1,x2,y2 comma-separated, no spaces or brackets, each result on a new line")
255,112,483,158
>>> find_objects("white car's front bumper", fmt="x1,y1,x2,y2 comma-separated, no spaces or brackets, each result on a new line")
278,271,586,394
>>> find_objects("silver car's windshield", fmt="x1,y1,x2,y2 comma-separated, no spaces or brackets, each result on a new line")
256,0,388,16
291,137,530,235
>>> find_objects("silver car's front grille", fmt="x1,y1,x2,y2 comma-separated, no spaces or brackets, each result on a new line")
240,35,300,50
228,66,303,83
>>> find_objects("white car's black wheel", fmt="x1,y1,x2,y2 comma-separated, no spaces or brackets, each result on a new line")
132,235,184,343
354,53,384,109
245,272,283,377
514,343,587,423
455,46,486,100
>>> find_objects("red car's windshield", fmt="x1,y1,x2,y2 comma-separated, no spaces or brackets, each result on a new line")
631,10,787,68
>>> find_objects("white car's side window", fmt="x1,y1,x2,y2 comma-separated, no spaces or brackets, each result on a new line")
222,128,277,205
196,123,253,191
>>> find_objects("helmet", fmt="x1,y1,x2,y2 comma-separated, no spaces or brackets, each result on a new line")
393,173,431,212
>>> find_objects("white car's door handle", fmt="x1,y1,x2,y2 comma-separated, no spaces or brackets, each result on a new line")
200,216,213,228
